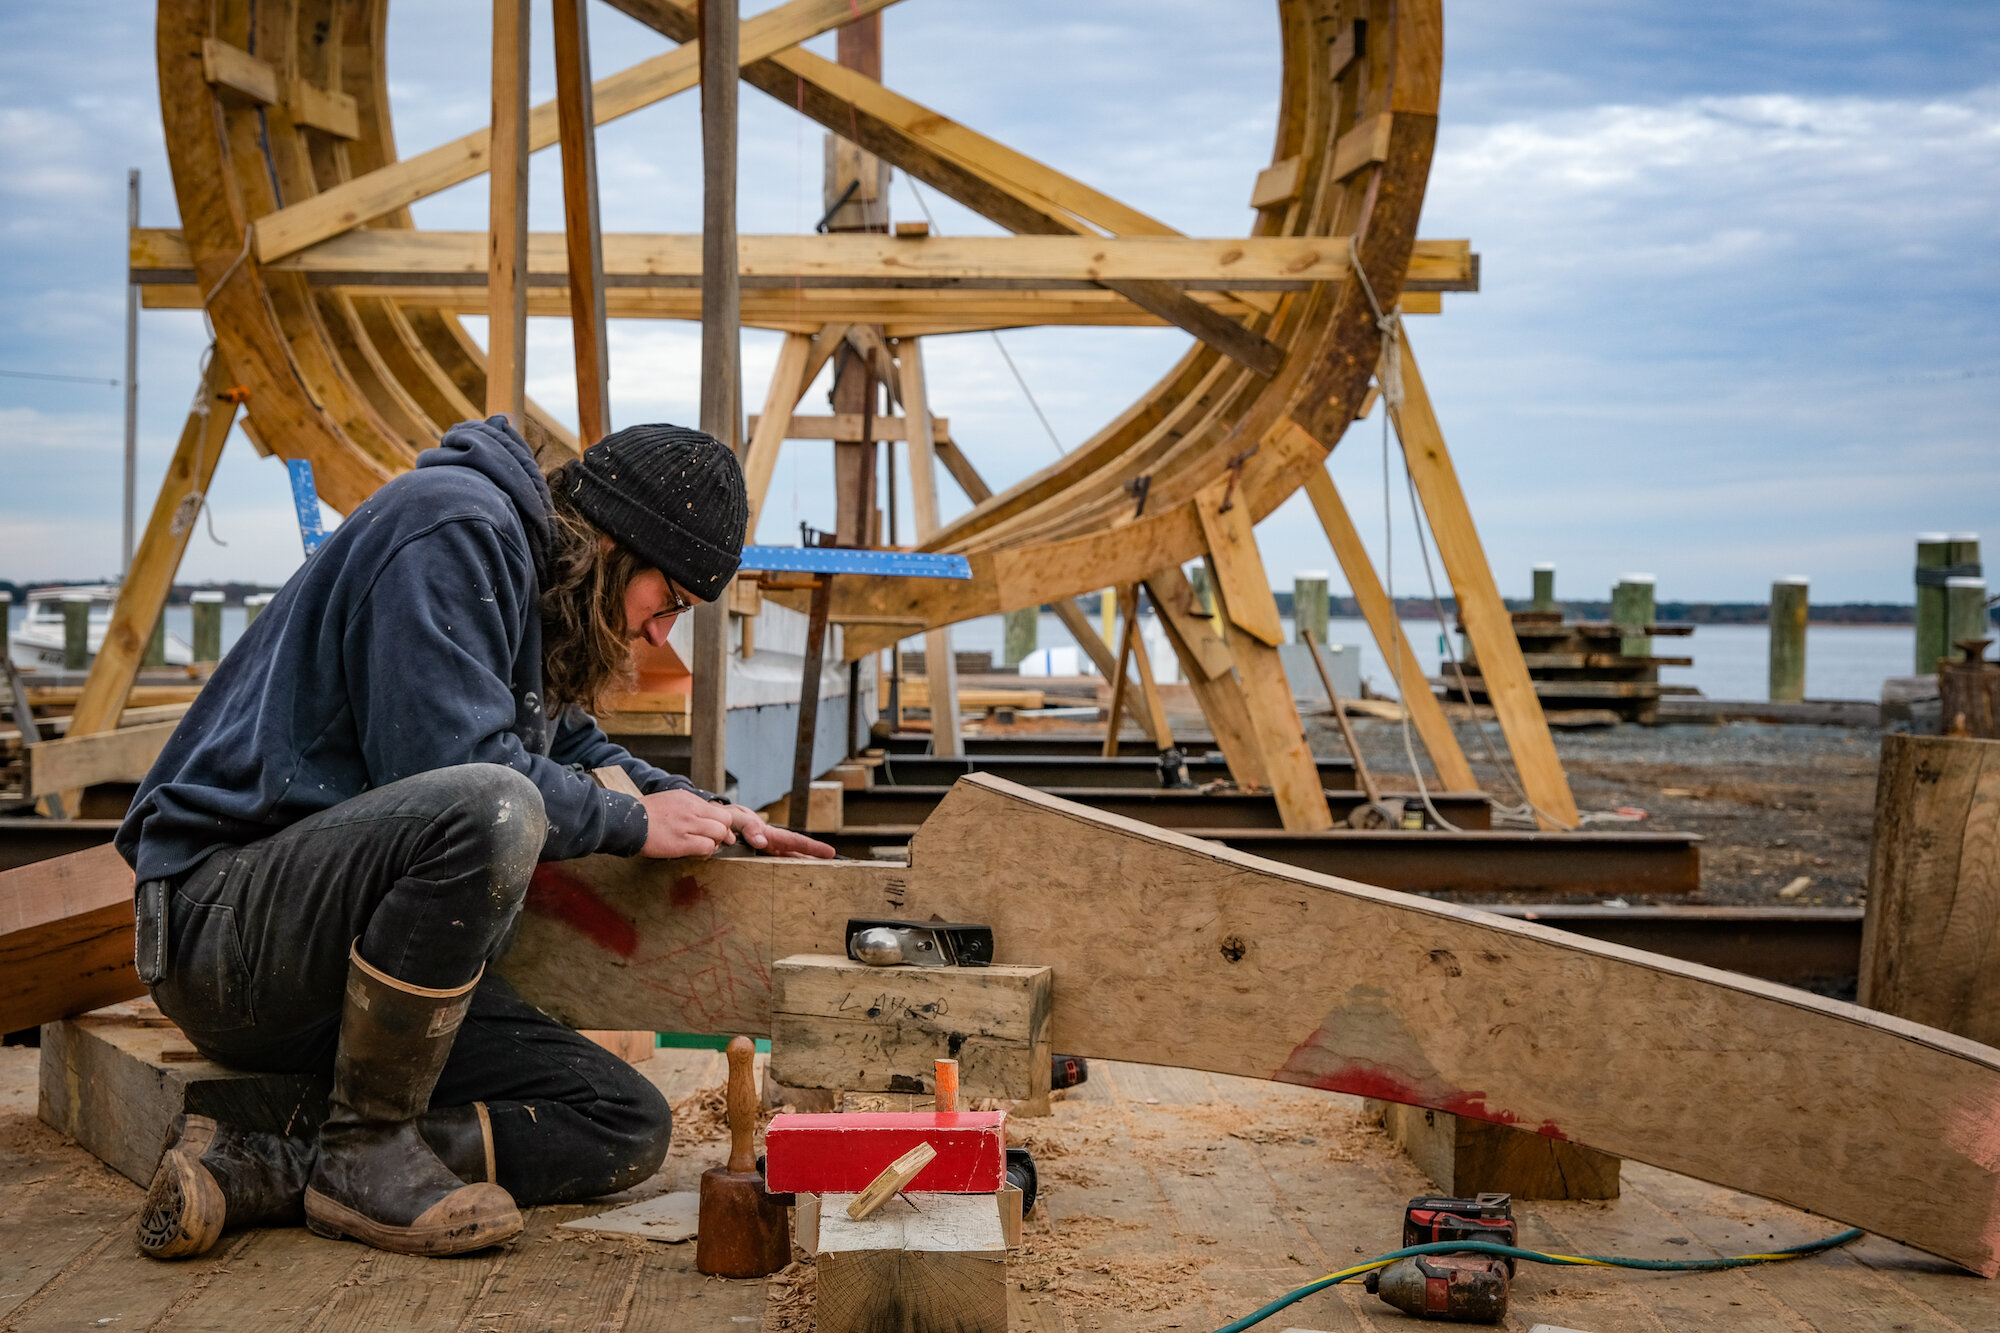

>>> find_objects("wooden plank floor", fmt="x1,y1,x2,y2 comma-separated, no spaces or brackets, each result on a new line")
1,1042,1992,1332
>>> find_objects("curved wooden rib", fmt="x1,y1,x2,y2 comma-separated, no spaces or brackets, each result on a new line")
500,777,2000,1278
157,0,1437,612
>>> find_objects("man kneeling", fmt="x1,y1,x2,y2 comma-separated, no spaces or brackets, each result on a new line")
116,419,833,1259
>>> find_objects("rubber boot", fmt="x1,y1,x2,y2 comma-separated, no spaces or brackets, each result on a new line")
303,946,521,1255
136,1115,315,1259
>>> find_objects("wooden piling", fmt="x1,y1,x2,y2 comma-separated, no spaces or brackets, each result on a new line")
1612,574,1654,659
0,591,10,661
142,615,165,669
243,592,272,627
484,0,529,422
1768,576,1808,703
61,594,92,671
1946,576,1988,662
1916,533,1979,672
189,591,223,664
1531,562,1557,614
1003,607,1037,667
1293,571,1329,646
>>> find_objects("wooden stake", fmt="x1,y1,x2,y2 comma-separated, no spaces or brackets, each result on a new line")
1769,577,1809,703
59,357,240,816
1302,466,1475,791
690,0,740,796
553,0,610,444
1389,336,1576,826
1126,593,1175,751
788,575,833,832
846,1141,935,1221
1102,591,1137,758
898,338,962,757
485,0,529,421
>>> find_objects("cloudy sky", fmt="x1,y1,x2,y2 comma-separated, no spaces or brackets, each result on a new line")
1,1,1995,603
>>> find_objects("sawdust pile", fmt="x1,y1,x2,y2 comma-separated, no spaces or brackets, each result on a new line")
761,1258,816,1333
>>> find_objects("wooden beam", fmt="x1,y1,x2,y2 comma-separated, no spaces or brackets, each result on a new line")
60,358,239,781
496,775,2000,1277
486,0,530,422
248,231,1377,287
1249,155,1303,210
1301,465,1476,792
1101,587,1136,758
1392,336,1577,826
26,722,182,798
1332,112,1394,182
1195,483,1332,832
690,0,740,795
898,339,962,758
288,80,361,140
1125,594,1175,752
553,0,611,444
743,331,816,531
750,413,955,445
200,38,277,105
251,0,906,264
0,844,140,1033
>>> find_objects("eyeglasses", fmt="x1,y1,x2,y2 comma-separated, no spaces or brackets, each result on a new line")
653,585,698,621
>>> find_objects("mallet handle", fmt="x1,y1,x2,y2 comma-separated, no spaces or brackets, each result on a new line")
725,1035,758,1174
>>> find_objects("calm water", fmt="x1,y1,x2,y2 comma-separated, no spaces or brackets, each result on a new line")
10,606,1919,702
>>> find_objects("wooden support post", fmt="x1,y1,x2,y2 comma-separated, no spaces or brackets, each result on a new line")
1612,574,1654,659
1143,564,1265,785
742,330,814,531
1861,734,2000,1047
61,596,91,671
897,338,961,757
690,0,740,796
243,592,272,626
1389,337,1577,826
189,591,223,665
787,575,833,832
1293,571,1329,645
1948,575,1990,659
553,0,610,445
1126,593,1174,751
1003,607,1036,667
49,359,237,817
1101,589,1136,758
1100,586,1118,648
1302,467,1475,791
1531,562,1557,614
485,0,530,421
1769,576,1809,703
1915,533,1978,673
829,351,877,548
1195,482,1332,832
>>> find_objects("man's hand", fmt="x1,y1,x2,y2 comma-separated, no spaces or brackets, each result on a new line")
639,789,736,858
717,804,837,859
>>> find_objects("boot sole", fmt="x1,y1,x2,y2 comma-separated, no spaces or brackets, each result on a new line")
303,1186,521,1256
137,1150,226,1260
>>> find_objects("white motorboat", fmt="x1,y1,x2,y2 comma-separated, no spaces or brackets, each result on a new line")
7,586,193,671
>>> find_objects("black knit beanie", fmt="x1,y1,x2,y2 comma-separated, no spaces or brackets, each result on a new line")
556,424,748,601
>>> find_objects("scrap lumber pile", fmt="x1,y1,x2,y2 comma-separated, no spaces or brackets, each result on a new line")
1440,610,1695,724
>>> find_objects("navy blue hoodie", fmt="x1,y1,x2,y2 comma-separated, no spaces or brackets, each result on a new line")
117,418,698,883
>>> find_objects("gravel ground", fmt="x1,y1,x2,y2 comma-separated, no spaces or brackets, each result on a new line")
1300,714,1882,907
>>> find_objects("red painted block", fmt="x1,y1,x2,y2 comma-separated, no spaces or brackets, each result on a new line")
764,1112,1007,1194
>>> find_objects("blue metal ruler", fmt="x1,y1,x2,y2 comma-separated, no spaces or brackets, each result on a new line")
286,458,327,556
737,546,971,580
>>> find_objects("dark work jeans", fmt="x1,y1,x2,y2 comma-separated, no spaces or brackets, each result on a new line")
148,763,672,1205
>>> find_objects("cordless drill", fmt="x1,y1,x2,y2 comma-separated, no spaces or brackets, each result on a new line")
1364,1193,1516,1323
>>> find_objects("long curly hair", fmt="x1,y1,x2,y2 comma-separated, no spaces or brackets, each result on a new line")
540,472,647,713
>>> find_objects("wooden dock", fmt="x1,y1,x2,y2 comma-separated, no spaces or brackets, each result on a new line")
2,1041,1989,1332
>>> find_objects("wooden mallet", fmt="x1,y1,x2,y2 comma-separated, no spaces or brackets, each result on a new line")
695,1036,791,1277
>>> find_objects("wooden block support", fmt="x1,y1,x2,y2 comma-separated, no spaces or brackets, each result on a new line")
200,38,278,105
1861,734,2000,1047
1367,1099,1620,1200
40,1008,329,1187
757,780,843,831
813,1191,1009,1333
770,954,1052,1102
0,844,141,1033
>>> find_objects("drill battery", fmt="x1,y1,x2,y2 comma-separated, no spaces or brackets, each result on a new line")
1403,1193,1517,1271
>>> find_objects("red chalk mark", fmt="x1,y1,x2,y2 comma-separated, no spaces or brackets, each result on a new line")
1290,1059,1549,1132
670,874,703,908
526,864,638,958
